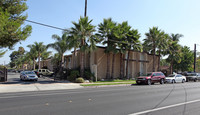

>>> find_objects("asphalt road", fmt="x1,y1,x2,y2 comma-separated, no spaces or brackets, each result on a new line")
6,72,54,83
1,82,200,115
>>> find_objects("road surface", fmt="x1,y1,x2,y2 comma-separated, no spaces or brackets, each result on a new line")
1,81,200,115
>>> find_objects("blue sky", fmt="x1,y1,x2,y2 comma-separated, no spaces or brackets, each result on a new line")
1,0,200,65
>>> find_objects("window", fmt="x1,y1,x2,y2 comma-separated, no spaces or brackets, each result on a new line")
42,70,45,72
156,73,161,76
176,74,182,77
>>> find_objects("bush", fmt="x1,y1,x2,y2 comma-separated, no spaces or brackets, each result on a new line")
84,69,95,80
68,70,80,82
75,77,85,83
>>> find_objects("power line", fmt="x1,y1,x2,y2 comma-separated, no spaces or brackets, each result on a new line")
25,19,141,45
25,19,67,31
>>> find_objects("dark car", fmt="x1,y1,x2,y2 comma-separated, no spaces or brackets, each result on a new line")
34,70,39,77
186,73,200,82
136,72,166,85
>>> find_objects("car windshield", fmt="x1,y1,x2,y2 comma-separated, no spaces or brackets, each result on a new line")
168,74,175,77
25,71,35,74
143,73,152,76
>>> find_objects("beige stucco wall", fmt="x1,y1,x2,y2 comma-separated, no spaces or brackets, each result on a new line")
37,47,160,80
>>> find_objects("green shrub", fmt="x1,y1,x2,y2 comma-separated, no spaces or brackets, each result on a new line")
75,77,84,83
68,70,80,82
84,69,95,80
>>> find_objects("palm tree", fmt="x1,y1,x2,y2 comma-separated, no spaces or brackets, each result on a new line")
98,18,117,79
166,33,183,74
156,33,169,70
115,22,132,78
67,30,80,68
27,44,38,70
70,16,96,77
143,27,165,72
41,50,51,68
28,42,47,69
125,29,141,79
47,33,69,69
0,50,6,58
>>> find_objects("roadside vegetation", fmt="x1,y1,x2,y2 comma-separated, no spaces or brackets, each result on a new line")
81,79,136,86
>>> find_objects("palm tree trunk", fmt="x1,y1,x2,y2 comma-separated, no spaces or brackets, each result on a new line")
61,53,64,68
120,53,124,79
111,53,115,79
38,53,41,69
73,48,76,68
153,43,156,72
170,61,173,74
126,50,130,79
80,52,84,77
106,53,111,79
80,37,85,77
33,58,35,70
43,61,44,68
158,51,161,71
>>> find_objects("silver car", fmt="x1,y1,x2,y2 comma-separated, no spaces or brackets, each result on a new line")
165,74,186,83
20,71,38,81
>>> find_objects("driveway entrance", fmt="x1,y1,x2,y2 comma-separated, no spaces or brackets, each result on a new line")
4,72,54,84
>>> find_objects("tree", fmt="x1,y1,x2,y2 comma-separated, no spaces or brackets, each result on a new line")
173,46,193,72
166,33,183,73
68,31,80,68
0,50,6,58
27,44,38,70
114,24,131,78
98,18,117,79
9,47,25,68
143,27,166,72
0,0,32,49
125,28,141,79
29,42,47,69
70,16,96,77
47,33,69,69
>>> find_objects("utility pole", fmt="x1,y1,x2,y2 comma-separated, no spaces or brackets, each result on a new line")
84,0,87,17
194,44,196,72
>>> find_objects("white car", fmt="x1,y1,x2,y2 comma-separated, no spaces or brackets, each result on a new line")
20,71,38,81
165,74,186,83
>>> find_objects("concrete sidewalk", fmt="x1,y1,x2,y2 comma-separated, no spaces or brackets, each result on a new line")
0,83,83,93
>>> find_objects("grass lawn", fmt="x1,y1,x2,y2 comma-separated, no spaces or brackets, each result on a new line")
80,80,136,86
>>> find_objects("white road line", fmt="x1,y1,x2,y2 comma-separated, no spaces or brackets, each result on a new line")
129,99,200,115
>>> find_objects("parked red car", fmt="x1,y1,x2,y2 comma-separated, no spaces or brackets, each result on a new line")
136,72,166,85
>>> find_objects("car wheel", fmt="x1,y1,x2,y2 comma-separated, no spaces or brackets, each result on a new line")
172,80,175,84
160,79,164,84
147,79,151,85
182,79,185,83
136,82,141,85
194,79,197,82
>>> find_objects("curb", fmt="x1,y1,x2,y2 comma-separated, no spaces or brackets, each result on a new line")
83,84,133,88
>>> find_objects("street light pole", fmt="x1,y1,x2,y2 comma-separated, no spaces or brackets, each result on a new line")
194,44,196,72
84,0,87,17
